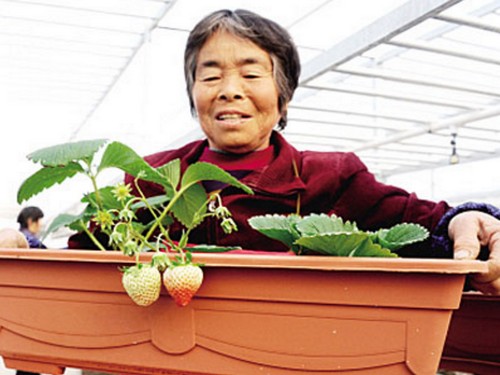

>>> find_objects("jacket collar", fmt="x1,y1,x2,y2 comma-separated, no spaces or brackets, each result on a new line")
243,131,306,196
175,131,306,196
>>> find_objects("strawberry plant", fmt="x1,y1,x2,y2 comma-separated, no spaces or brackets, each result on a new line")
18,139,252,306
248,213,428,257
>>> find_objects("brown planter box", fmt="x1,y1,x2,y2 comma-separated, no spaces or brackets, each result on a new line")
0,249,487,375
440,293,500,374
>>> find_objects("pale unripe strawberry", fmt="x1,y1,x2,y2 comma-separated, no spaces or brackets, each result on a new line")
163,264,204,307
122,264,161,306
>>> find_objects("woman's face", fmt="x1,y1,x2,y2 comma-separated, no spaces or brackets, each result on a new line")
192,31,282,154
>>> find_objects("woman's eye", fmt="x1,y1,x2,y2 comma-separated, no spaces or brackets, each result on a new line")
202,76,220,82
244,74,260,79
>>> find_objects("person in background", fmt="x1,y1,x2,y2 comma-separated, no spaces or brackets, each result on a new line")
17,206,46,249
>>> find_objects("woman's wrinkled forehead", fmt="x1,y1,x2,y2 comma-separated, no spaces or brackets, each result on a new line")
195,31,273,72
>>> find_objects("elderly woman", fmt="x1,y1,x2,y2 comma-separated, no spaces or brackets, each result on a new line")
121,9,498,294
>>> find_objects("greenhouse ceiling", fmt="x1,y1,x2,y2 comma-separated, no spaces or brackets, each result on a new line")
1,0,500,220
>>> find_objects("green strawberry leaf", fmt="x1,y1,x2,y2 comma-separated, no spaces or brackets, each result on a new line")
171,183,207,228
296,213,358,236
43,212,85,239
28,139,108,167
98,141,165,185
131,194,170,210
374,223,429,251
352,238,398,257
248,214,302,249
82,186,121,210
157,159,181,191
295,232,367,256
17,162,84,203
181,162,253,194
295,232,397,257
188,244,242,253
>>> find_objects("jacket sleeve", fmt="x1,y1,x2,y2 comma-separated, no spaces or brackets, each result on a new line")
331,153,451,257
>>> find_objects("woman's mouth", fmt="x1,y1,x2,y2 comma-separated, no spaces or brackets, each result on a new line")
215,112,251,125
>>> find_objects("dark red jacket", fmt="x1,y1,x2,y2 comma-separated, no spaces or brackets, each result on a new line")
123,131,450,257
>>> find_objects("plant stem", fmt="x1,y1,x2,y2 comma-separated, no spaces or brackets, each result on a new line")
292,159,301,216
81,222,107,251
143,184,191,243
89,173,103,210
133,178,161,222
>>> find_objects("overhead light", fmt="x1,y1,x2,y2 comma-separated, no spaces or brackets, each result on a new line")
449,131,459,165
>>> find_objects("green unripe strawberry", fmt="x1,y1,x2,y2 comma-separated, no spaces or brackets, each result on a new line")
122,264,161,306
163,264,203,307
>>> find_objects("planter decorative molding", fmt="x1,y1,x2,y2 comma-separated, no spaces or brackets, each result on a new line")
0,249,487,374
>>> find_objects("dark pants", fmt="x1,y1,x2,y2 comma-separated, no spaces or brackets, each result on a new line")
16,371,39,375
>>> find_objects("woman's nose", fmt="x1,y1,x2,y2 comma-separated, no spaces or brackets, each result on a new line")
217,75,244,101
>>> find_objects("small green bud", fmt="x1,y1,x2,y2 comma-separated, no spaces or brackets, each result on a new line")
109,230,123,245
221,218,238,234
93,210,114,231
123,240,138,256
119,208,135,222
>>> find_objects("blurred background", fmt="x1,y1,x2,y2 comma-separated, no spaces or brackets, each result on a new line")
1,0,500,250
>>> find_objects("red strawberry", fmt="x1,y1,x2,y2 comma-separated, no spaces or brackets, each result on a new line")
163,264,204,307
122,264,161,306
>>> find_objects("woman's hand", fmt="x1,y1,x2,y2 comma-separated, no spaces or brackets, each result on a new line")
448,211,500,295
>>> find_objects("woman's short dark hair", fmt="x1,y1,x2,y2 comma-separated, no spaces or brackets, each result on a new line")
184,9,301,130
17,206,44,229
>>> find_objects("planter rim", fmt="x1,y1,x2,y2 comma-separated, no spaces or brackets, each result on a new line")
0,248,487,274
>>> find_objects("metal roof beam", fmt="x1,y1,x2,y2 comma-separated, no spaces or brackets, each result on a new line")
432,130,500,143
0,14,142,35
434,13,500,34
0,79,105,93
0,0,159,20
289,104,426,124
299,0,461,84
0,30,136,49
287,117,401,131
358,153,439,164
400,139,497,154
372,0,500,66
374,144,451,156
302,83,477,109
351,102,500,152
386,39,500,66
335,66,500,97
284,131,371,143
384,149,500,176
0,41,130,58
284,139,358,150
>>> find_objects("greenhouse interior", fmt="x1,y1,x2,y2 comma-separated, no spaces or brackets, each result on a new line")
0,0,499,374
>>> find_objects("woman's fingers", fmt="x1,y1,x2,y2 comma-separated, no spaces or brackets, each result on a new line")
471,259,500,294
449,211,500,295
449,212,482,260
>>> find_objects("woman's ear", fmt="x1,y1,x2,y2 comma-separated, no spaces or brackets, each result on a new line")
278,101,289,129
281,101,288,114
